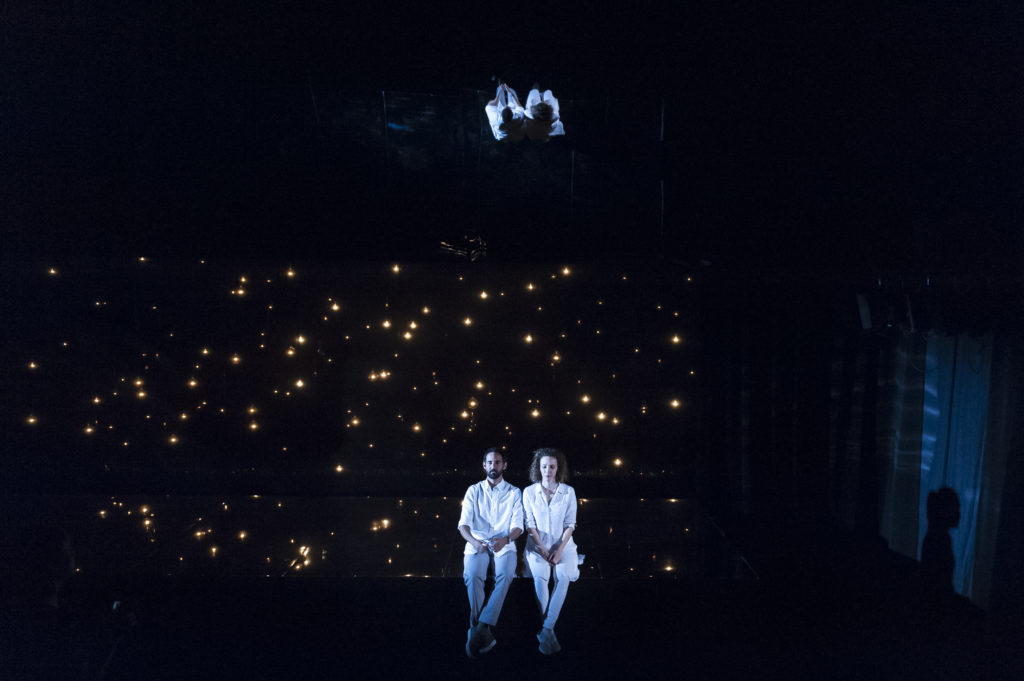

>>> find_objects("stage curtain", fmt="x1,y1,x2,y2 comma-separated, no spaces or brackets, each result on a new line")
876,331,927,559
918,333,993,599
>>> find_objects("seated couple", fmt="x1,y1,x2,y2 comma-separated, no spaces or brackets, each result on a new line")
459,447,580,658
484,82,565,143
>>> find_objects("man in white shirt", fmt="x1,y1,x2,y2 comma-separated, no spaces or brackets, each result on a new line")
458,447,524,658
484,82,526,143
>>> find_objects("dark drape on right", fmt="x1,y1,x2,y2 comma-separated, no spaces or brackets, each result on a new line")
699,278,1023,614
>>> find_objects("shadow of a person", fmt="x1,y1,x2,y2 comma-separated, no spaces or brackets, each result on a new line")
920,486,960,597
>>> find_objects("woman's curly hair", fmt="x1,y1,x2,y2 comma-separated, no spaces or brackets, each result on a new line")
529,447,569,483
530,102,554,123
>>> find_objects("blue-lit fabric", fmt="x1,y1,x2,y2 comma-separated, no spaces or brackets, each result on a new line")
877,331,927,558
919,333,992,598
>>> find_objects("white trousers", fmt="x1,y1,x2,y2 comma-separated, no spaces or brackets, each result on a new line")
463,550,517,627
523,89,565,138
524,89,560,119
526,547,578,629
485,85,521,128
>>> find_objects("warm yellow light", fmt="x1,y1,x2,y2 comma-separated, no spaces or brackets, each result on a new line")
238,531,247,540
369,372,378,381
286,347,295,356
526,283,535,291
136,390,147,399
468,399,478,408
48,267,59,276
286,269,295,278
25,415,38,425
168,435,178,444
335,465,344,473
562,267,571,276
671,335,681,344
613,458,623,467
294,379,304,389
248,421,259,431
93,396,102,404
210,546,218,556
422,306,430,314
597,412,607,421
392,264,400,273
350,417,360,426
201,348,210,356
134,378,144,387
412,423,421,432
188,379,198,388
27,361,38,370
409,321,417,329
670,399,681,408
479,291,488,299
248,406,257,414
460,410,469,419
463,317,473,326
524,334,533,343
551,353,561,363
531,409,541,418
83,426,94,434
612,417,620,425
581,395,591,403
382,320,391,328
230,355,241,364
381,519,390,529
475,381,484,390
331,303,340,311
403,331,413,340
296,335,306,344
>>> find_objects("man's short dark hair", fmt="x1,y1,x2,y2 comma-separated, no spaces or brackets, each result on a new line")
482,447,505,463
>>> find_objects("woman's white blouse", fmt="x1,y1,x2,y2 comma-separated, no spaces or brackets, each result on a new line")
523,482,577,554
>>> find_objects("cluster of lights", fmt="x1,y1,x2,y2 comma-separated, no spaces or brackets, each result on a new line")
19,260,696,474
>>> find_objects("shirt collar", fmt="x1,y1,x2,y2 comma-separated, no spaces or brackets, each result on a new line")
483,478,508,492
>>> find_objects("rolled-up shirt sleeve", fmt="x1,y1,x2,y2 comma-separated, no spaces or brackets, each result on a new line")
564,486,578,529
524,488,537,530
457,485,476,528
511,488,525,532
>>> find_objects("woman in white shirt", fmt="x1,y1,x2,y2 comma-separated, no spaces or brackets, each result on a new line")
523,447,579,655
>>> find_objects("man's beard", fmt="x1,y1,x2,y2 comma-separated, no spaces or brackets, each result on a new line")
487,470,501,479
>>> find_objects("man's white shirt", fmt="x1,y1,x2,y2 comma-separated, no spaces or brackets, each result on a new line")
458,479,524,556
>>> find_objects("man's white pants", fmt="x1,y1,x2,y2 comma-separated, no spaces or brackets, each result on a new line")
463,550,517,627
526,548,579,629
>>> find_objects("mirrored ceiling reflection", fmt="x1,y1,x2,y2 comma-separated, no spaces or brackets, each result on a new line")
2,496,755,581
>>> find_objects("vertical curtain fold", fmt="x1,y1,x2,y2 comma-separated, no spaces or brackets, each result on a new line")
919,333,992,598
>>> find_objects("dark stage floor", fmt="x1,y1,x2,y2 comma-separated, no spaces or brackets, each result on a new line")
3,566,1012,681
